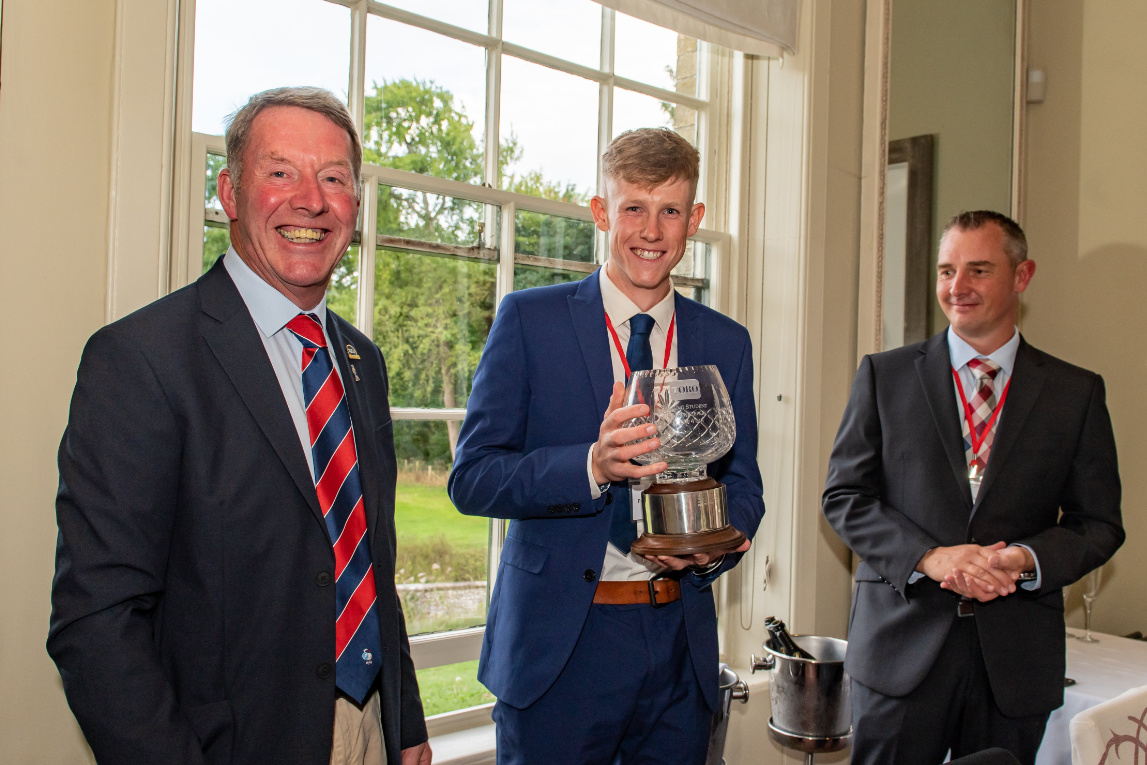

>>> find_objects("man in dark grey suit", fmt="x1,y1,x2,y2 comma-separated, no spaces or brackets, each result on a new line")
49,87,430,764
823,211,1123,764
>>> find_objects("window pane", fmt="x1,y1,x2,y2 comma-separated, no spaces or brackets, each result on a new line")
514,210,596,264
377,186,496,250
613,87,679,139
327,244,360,325
614,13,696,98
393,421,489,637
374,249,496,409
203,224,229,274
416,660,494,717
205,151,225,208
364,18,487,184
672,241,709,304
192,0,351,135
380,0,489,35
674,240,708,280
513,264,587,292
500,57,598,198
502,0,601,69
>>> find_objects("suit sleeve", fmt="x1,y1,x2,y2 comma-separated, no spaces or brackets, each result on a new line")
692,330,766,586
448,295,610,520
47,329,207,764
822,355,943,593
1012,374,1124,589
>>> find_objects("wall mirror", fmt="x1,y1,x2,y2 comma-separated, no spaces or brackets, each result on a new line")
862,0,1026,353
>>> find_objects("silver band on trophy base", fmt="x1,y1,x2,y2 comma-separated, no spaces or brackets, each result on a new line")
623,365,745,558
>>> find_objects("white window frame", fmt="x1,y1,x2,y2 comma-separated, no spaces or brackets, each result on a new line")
176,0,738,730
111,0,861,749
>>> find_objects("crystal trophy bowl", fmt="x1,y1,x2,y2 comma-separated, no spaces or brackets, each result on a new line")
623,365,746,556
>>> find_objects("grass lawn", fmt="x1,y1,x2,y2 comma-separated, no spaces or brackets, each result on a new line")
417,660,495,717
394,482,487,549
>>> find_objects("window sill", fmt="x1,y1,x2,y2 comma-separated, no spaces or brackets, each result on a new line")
428,723,496,765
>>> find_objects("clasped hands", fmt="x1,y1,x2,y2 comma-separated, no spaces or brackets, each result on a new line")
917,542,1034,602
591,382,750,572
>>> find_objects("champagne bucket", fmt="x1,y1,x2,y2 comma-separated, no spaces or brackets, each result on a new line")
751,635,850,738
705,664,749,765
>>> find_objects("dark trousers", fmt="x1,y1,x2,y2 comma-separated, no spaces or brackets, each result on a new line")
850,615,1051,765
493,599,710,765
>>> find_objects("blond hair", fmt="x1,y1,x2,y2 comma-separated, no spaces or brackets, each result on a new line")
600,128,700,199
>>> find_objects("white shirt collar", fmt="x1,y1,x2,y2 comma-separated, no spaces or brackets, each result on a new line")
599,264,676,331
947,326,1020,375
223,247,327,337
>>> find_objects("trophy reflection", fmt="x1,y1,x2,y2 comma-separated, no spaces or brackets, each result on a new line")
624,365,746,557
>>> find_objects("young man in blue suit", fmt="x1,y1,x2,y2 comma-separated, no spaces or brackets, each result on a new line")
449,128,765,764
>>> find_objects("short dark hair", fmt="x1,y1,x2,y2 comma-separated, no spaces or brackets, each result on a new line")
941,210,1028,267
224,86,361,196
600,128,700,199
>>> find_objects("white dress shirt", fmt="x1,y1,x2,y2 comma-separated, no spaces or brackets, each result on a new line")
590,266,679,581
945,326,1041,588
223,248,347,478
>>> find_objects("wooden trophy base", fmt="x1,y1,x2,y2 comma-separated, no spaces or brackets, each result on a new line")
630,525,747,557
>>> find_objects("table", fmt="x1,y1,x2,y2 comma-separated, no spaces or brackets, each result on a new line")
1034,629,1147,765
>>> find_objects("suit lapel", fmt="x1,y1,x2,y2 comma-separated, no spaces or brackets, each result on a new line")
674,293,704,367
974,339,1045,504
569,270,614,417
198,262,325,527
915,333,974,510
325,315,385,548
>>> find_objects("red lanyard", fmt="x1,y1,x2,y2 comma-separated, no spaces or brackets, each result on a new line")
951,366,1011,458
604,311,675,379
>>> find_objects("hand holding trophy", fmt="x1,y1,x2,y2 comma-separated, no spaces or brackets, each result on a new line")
623,365,747,556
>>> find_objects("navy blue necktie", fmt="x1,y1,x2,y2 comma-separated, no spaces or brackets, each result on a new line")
286,314,381,703
609,313,655,554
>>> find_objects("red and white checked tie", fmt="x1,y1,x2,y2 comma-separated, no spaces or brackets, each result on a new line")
286,313,381,703
962,357,1002,473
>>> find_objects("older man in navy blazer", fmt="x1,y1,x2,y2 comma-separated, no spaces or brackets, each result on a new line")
49,87,429,765
823,211,1123,764
449,128,765,764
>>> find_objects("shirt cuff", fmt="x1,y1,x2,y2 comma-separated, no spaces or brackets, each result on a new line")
1012,543,1042,589
908,571,925,584
587,445,602,499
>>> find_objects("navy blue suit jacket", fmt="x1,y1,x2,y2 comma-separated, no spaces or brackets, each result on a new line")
448,269,765,711
49,260,427,764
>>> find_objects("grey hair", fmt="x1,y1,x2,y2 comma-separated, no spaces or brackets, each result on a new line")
940,210,1028,267
224,86,361,196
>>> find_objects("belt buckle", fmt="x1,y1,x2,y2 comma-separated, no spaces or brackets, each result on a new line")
647,573,668,609
958,598,975,618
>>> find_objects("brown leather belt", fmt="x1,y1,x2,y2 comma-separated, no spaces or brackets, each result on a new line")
593,579,681,608
958,598,975,617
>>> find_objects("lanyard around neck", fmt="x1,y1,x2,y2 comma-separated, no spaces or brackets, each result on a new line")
604,310,675,380
951,366,1011,458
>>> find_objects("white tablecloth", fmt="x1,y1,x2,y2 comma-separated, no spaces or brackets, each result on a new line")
1034,629,1147,765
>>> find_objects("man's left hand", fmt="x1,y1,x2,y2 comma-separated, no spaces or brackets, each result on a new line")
644,538,751,571
402,742,432,765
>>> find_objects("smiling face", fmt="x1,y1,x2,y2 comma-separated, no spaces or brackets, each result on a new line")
590,175,704,311
936,222,1036,353
218,105,360,309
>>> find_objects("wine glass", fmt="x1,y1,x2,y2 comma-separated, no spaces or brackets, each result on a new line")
1064,582,1076,639
1080,568,1103,643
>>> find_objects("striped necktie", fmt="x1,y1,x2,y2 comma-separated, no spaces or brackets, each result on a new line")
286,313,381,703
609,313,656,554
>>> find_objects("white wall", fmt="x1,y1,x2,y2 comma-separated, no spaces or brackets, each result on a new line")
0,0,115,761
1024,0,1146,638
